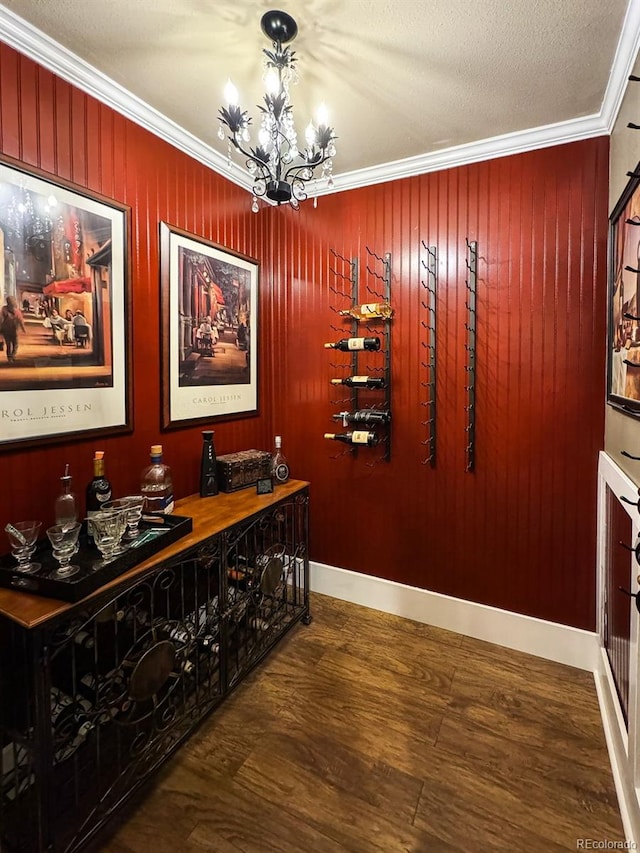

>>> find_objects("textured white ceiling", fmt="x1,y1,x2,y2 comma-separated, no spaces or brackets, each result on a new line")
0,0,634,187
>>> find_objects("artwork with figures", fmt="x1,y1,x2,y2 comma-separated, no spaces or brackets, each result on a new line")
160,223,258,428
0,155,130,448
609,164,640,415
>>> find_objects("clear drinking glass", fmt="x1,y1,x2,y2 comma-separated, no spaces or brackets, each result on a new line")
92,511,125,563
46,522,81,578
98,504,128,554
103,496,144,540
5,521,42,574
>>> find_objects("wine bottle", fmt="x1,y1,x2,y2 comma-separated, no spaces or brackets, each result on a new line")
332,409,391,426
324,431,379,446
323,336,380,352
338,301,394,320
330,375,386,389
271,435,290,484
86,451,112,544
140,445,174,515
50,687,94,764
199,430,219,497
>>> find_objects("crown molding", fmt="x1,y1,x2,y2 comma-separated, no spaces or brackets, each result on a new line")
0,2,637,200
323,114,608,197
0,5,249,191
601,0,640,133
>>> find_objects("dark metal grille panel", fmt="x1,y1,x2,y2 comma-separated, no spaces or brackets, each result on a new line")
0,488,309,853
224,495,308,688
0,618,40,852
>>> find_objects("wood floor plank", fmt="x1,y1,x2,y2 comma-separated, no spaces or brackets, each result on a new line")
95,593,624,852
434,713,624,842
337,602,466,649
235,734,459,852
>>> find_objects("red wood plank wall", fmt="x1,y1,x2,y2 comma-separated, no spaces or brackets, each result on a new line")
0,46,271,521
265,138,609,631
0,44,609,630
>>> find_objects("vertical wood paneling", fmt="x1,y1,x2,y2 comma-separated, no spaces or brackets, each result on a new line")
266,138,609,631
0,46,270,531
0,43,608,631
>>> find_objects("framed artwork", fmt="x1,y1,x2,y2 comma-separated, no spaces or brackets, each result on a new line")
0,154,131,449
160,222,258,428
608,163,640,417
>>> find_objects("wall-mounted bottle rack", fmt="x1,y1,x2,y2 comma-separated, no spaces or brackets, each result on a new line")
326,246,393,462
420,241,437,466
464,238,478,473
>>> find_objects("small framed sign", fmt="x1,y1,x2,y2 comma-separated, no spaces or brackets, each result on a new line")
256,477,273,495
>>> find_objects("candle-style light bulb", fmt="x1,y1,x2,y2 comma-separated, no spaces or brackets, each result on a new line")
264,68,280,95
224,78,239,106
316,102,329,127
305,121,316,146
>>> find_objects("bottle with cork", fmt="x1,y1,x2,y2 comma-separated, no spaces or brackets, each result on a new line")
140,445,174,515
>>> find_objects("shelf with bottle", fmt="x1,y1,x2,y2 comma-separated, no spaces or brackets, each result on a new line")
326,246,392,461
0,483,310,853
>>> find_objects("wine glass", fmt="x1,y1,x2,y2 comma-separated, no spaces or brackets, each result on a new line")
122,495,144,540
98,504,128,554
46,522,81,578
103,496,144,541
5,521,42,574
92,511,125,564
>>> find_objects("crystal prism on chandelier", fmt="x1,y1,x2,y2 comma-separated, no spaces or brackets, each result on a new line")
218,10,337,211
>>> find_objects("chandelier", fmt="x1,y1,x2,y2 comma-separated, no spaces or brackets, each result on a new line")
218,10,337,212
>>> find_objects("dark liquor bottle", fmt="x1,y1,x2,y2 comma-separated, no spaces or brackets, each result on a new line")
323,336,381,351
200,430,219,497
271,435,290,484
332,409,392,426
323,431,379,446
338,301,394,320
330,375,386,389
86,451,112,544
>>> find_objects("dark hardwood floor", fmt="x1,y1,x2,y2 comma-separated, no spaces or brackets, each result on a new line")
96,592,624,852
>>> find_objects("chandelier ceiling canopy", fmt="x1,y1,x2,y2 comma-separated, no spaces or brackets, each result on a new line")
218,9,337,212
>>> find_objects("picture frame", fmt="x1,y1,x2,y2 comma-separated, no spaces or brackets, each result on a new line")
160,222,258,428
0,154,131,449
608,162,640,417
256,476,274,495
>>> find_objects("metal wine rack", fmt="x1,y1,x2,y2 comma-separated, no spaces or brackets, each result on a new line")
464,238,478,473
420,241,437,466
0,487,309,852
327,246,392,462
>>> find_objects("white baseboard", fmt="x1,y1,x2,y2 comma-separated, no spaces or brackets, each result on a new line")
594,648,640,846
310,560,600,671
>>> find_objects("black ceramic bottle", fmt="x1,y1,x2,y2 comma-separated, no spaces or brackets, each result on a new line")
200,430,219,497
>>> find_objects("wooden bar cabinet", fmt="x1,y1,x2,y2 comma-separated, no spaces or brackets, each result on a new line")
0,480,310,852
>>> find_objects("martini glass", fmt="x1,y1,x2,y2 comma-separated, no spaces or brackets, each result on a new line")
46,522,81,579
5,520,42,574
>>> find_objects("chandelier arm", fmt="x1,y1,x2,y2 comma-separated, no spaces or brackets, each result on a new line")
290,178,308,203
228,134,273,187
283,151,333,183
